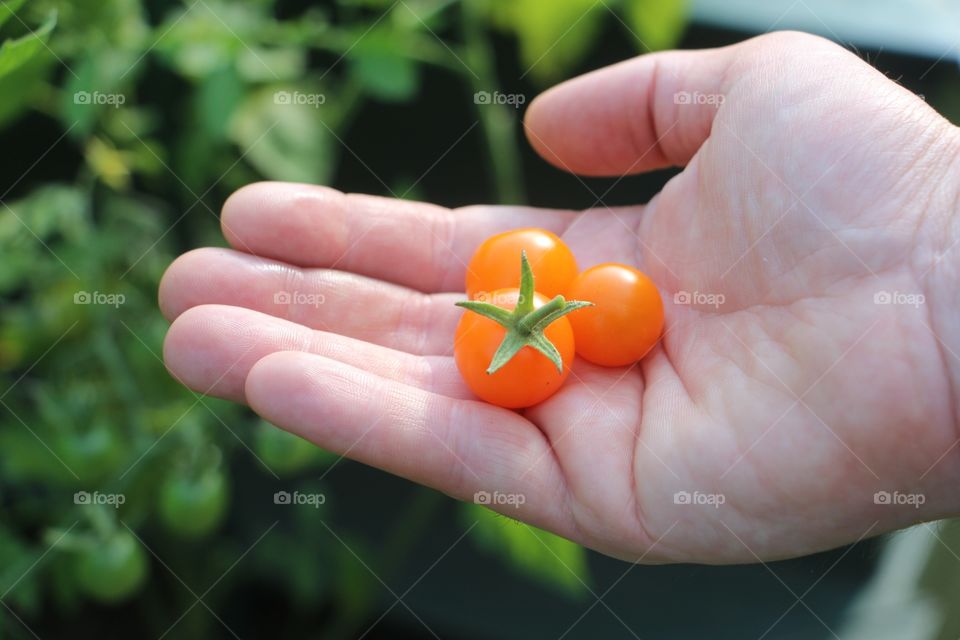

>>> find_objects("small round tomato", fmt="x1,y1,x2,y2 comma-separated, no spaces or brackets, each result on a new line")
255,420,334,475
466,228,577,300
565,264,664,367
454,289,574,408
74,530,149,604
158,469,229,539
60,425,124,484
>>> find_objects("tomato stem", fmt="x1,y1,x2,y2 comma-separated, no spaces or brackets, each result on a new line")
455,251,591,374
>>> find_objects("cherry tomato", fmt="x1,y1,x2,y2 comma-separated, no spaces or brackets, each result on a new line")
454,289,574,408
255,420,334,475
74,530,149,604
466,228,577,300
565,264,664,367
158,469,229,539
61,425,124,484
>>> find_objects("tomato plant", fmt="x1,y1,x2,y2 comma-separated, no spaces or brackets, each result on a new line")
158,468,229,539
254,419,334,475
74,530,149,604
565,263,664,366
0,0,691,631
465,228,578,299
455,252,589,408
59,425,124,484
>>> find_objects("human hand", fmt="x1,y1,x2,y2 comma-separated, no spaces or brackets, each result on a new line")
160,31,960,563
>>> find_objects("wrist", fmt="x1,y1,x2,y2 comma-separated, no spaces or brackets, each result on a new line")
916,123,960,484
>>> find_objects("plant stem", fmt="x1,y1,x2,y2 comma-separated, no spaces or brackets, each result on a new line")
326,488,446,638
378,488,446,579
460,2,525,204
94,324,142,423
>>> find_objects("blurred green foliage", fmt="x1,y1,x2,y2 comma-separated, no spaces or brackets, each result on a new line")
0,0,686,635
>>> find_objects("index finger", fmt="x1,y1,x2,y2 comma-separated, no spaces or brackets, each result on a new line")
220,182,577,293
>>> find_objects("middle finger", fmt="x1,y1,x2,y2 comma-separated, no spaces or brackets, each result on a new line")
159,247,464,355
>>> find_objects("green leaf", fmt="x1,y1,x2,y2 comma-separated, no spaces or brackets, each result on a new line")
237,46,305,82
0,9,56,80
0,0,26,30
489,0,603,83
0,184,89,242
0,49,54,128
350,52,419,102
0,526,40,613
347,27,420,102
61,48,140,138
0,0,58,125
462,503,590,595
623,0,688,51
156,1,266,79
228,87,332,184
196,65,245,141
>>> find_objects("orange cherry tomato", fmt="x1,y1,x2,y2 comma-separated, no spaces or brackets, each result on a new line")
565,264,664,367
465,228,578,300
454,289,574,408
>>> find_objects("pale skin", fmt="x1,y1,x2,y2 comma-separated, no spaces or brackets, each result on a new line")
159,32,960,563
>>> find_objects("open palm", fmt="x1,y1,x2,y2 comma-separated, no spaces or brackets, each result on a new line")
160,32,960,563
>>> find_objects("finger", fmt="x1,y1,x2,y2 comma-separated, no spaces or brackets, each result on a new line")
163,304,470,403
220,182,576,292
245,350,575,536
523,43,740,176
159,247,461,354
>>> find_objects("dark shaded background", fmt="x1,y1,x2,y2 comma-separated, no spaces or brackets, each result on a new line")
2,2,958,638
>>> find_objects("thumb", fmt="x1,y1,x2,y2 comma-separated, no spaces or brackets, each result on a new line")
523,43,738,177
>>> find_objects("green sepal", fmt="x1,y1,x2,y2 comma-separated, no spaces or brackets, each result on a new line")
486,332,528,374
454,300,513,327
515,250,536,315
527,332,563,373
529,300,594,333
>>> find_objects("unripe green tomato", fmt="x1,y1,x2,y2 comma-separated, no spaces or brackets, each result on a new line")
158,469,228,539
62,426,124,483
74,530,149,604
254,422,323,475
